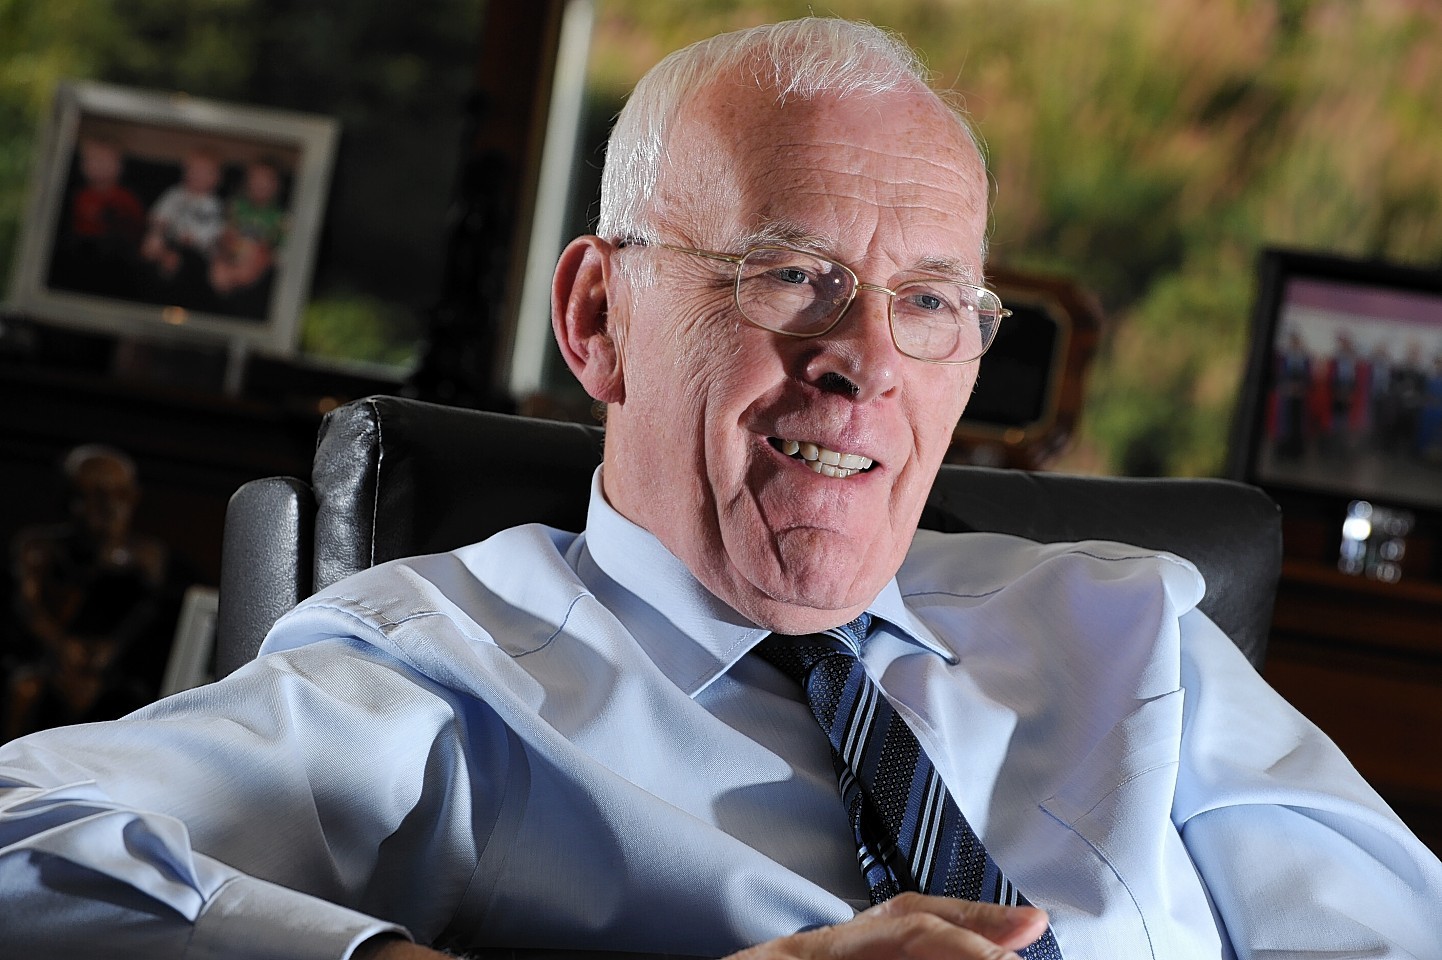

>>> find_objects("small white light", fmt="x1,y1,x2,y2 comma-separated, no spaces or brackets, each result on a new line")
1341,516,1372,542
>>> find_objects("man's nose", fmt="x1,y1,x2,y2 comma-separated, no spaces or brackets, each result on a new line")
801,286,899,401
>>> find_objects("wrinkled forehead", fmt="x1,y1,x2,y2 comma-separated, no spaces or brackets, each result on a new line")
657,78,987,262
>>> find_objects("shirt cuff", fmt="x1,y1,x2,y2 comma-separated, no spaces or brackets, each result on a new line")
185,875,411,960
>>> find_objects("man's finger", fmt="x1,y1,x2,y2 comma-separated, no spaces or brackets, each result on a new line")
858,892,1051,950
727,894,1051,960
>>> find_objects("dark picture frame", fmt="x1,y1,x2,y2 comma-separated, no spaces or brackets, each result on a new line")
949,268,1103,470
6,81,339,357
1229,248,1442,516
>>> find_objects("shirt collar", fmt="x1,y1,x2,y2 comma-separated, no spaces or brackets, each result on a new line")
581,468,957,698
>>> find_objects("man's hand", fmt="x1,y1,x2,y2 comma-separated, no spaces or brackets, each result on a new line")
353,894,1048,960
352,937,448,959
726,893,1050,960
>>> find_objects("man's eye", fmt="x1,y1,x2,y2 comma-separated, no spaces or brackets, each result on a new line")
772,266,813,285
902,288,955,313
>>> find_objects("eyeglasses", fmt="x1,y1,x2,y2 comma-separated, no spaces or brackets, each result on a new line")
623,241,1008,364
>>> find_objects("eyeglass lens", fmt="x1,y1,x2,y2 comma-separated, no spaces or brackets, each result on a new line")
735,247,999,362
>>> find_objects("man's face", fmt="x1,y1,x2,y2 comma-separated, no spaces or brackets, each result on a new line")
597,79,988,633
70,455,137,545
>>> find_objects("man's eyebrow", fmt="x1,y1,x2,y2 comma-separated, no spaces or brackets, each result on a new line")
733,221,837,252
915,255,980,283
735,221,981,283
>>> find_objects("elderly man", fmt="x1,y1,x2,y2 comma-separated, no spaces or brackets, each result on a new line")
2,18,1440,960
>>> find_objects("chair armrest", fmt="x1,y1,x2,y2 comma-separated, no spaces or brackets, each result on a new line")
215,476,316,678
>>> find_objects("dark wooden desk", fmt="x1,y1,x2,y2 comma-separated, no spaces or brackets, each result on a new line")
1264,558,1442,853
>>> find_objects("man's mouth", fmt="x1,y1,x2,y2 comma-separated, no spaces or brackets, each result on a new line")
768,437,876,478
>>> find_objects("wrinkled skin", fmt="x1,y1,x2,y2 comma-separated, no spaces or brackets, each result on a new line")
554,75,988,635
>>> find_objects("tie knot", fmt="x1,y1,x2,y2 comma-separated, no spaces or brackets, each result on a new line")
754,613,873,686
831,612,873,648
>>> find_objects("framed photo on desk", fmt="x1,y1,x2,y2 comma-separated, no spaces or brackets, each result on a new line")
6,81,339,358
1230,247,1442,582
1230,248,1442,513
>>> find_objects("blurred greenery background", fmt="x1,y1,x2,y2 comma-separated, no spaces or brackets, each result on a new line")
3,0,1440,477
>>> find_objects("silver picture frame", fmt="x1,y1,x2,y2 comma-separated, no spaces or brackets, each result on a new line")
7,81,339,358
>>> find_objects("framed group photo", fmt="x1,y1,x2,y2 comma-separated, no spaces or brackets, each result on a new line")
1231,248,1442,515
7,81,339,357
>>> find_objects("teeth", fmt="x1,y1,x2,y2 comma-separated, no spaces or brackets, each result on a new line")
772,437,874,477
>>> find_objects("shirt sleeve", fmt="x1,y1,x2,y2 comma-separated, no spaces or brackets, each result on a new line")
0,633,486,959
1172,608,1442,958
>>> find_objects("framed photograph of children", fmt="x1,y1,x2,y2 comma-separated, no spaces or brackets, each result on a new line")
6,81,339,357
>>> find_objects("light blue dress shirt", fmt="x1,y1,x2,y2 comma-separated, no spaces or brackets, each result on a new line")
2,471,1440,959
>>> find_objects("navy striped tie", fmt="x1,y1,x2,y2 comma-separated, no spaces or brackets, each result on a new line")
756,614,1063,959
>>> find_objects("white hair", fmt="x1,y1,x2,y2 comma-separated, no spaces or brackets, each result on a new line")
597,17,983,244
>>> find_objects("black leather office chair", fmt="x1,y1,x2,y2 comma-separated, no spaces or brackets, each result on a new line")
216,395,1282,677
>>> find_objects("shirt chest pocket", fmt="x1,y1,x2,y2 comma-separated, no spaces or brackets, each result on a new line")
1042,690,1185,830
1039,690,1226,959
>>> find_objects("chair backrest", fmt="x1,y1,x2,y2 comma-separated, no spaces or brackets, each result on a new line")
217,395,1281,677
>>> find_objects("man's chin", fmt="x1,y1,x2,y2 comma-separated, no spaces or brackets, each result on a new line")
743,599,874,636
727,567,881,635
700,526,903,631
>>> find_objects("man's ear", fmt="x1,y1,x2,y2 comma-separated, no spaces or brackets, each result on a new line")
552,235,624,404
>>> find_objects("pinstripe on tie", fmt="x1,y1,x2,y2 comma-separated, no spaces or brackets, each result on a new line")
756,614,1063,959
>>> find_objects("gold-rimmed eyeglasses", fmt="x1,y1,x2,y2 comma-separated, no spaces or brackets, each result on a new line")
621,240,1008,364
